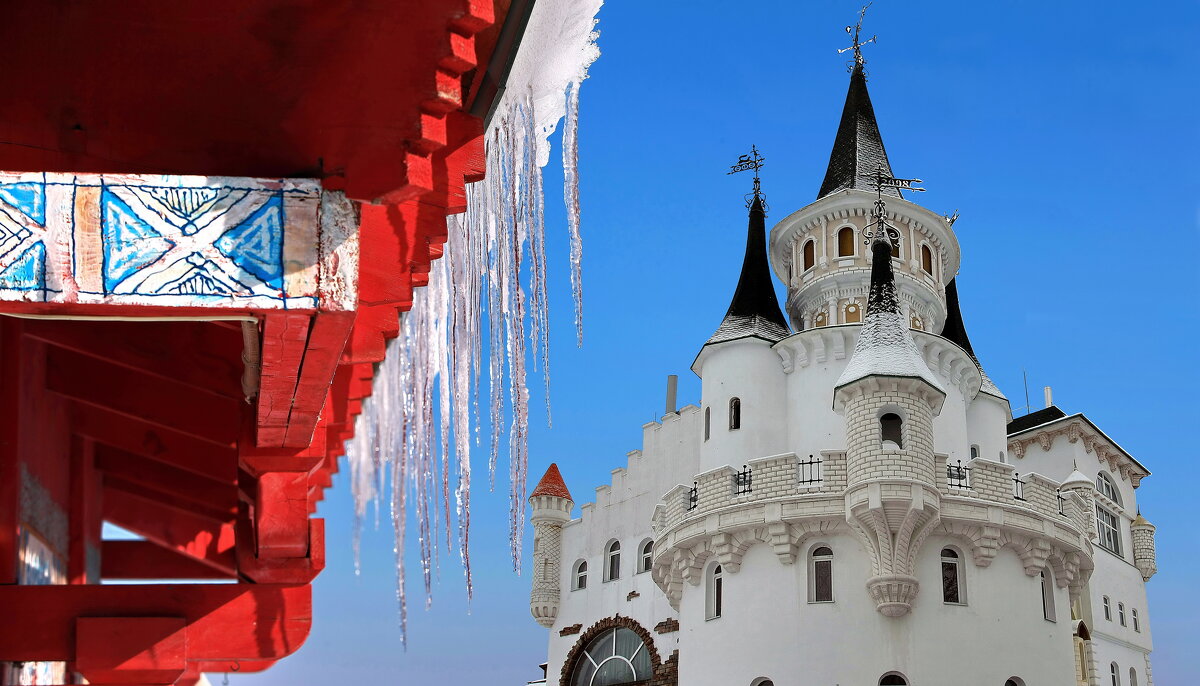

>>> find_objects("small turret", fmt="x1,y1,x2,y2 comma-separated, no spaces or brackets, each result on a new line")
1131,512,1157,581
529,464,574,628
1059,467,1097,539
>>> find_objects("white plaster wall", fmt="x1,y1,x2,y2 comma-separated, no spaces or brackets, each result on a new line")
697,340,788,473
676,537,1076,686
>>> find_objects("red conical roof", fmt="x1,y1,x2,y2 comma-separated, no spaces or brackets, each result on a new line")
530,463,572,500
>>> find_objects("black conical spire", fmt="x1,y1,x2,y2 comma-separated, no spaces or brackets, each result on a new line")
939,278,975,355
704,195,790,346
817,63,898,199
865,231,900,317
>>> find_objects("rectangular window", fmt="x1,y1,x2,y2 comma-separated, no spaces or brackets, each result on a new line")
812,559,832,602
1096,506,1122,556
942,561,961,604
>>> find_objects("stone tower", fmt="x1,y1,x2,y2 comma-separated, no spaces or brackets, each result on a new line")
833,212,946,617
529,463,574,628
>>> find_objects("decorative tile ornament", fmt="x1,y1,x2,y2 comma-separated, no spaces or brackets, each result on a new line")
0,172,358,310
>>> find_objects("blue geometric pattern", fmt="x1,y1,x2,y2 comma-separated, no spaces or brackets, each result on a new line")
101,187,174,292
215,194,283,290
0,172,325,309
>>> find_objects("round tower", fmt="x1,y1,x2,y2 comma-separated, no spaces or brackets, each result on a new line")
834,217,946,616
529,463,573,628
1131,512,1157,581
693,192,790,472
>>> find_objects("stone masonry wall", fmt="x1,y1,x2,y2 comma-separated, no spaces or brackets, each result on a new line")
844,388,935,487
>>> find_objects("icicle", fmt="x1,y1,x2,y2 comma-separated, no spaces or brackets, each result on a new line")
563,79,585,348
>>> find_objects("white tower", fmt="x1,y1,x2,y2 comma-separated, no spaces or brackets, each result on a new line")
529,463,574,628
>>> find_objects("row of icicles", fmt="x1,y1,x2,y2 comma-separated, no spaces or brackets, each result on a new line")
345,83,586,644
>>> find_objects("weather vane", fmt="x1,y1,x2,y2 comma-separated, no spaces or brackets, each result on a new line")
838,3,877,68
727,145,766,209
859,164,925,244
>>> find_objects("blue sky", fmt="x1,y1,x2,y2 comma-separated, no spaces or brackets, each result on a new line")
240,2,1198,683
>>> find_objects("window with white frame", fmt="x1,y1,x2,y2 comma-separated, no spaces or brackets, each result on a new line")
574,560,588,590
605,540,621,582
1130,668,1138,686
1118,602,1126,626
703,407,710,441
941,547,964,604
729,398,741,430
1040,569,1056,622
808,545,833,603
1103,596,1112,620
880,413,903,449
837,227,855,256
1132,607,1140,632
706,563,723,620
1097,472,1122,505
1110,662,1121,686
569,627,652,686
1096,506,1122,556
879,674,907,685
638,539,653,574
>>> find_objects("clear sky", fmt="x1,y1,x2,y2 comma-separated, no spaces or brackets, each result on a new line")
238,2,1199,683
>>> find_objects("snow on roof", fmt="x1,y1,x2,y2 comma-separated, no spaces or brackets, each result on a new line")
835,309,945,393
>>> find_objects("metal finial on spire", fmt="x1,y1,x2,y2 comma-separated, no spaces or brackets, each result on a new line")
838,3,877,67
727,145,767,209
858,164,924,246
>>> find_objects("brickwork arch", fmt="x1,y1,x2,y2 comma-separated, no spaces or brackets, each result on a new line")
560,615,676,686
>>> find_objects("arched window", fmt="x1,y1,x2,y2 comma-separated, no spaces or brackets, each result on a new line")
970,444,980,459
814,310,828,327
752,680,775,686
888,234,900,259
910,315,923,331
844,301,862,323
808,545,833,603
569,627,652,686
706,563,723,619
703,407,710,441
1041,569,1056,622
802,240,815,271
880,413,903,449
1102,596,1112,620
921,244,934,275
573,560,588,590
638,540,653,574
728,398,741,431
941,547,964,604
1118,602,1126,626
1005,679,1027,686
1130,668,1138,686
1097,472,1122,506
1110,662,1121,686
605,541,621,582
838,227,855,256
879,674,908,685
1132,607,1140,632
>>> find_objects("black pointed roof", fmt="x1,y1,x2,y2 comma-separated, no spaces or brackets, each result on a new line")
939,279,975,355
704,195,790,346
817,63,899,199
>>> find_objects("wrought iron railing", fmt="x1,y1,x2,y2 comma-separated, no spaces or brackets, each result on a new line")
1012,472,1027,502
685,481,698,511
946,460,971,490
798,454,823,485
734,465,753,495
1056,489,1067,516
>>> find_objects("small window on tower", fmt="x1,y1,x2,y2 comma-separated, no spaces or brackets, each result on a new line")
729,398,741,431
880,413,903,449
970,444,980,459
941,548,964,605
838,227,855,256
803,240,815,271
814,311,828,327
808,545,834,603
845,302,861,324
604,540,621,582
910,315,923,331
704,407,710,441
706,563,723,619
639,539,653,574
573,560,587,590
921,244,934,275
889,234,900,258
1041,569,1057,622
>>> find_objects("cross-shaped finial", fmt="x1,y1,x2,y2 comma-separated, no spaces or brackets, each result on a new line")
727,145,766,206
838,3,877,66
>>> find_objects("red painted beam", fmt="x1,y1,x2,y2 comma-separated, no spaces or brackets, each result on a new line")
23,319,244,401
71,403,238,483
101,541,234,581
96,444,235,516
47,347,242,447
104,475,233,526
102,487,236,577
282,311,355,448
256,313,312,447
0,583,311,662
0,320,21,584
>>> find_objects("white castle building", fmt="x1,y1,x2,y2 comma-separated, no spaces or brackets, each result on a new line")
526,51,1158,686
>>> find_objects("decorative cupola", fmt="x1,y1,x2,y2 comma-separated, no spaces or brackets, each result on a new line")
529,463,574,628
693,149,791,471
1060,466,1098,539
1131,511,1158,581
